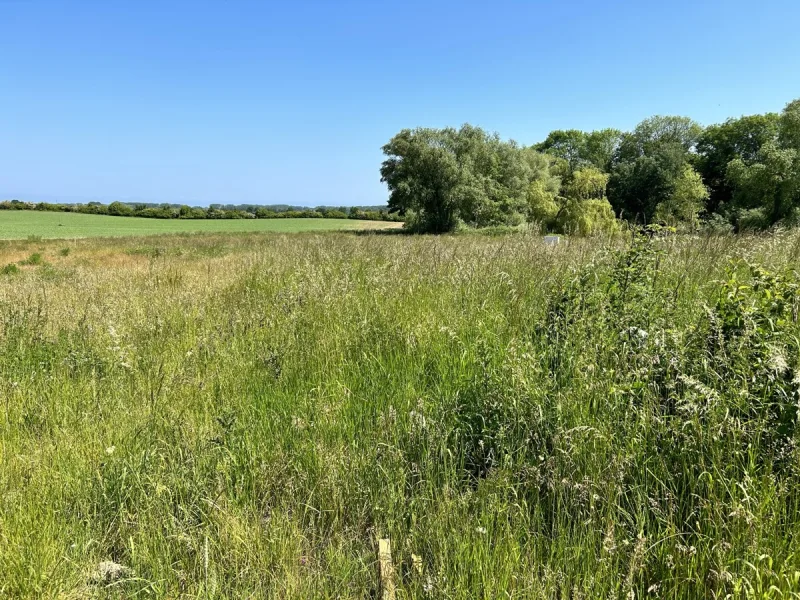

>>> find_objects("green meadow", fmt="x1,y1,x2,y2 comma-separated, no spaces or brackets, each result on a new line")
1,230,800,598
0,210,400,240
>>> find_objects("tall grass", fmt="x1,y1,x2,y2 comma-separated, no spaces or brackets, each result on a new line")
1,230,799,598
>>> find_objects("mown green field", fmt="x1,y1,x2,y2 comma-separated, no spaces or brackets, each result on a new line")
1,230,800,598
0,210,401,239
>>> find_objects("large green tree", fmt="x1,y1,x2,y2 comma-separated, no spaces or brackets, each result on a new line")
653,164,709,227
607,116,702,222
527,166,618,235
556,167,618,235
727,142,799,223
381,128,461,232
695,113,779,213
535,128,621,172
381,125,556,232
608,142,686,222
724,100,800,227
615,115,702,161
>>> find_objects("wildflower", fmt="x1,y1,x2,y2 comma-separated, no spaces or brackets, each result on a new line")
768,347,789,374
93,560,130,583
475,526,487,535
410,409,426,432
105,446,116,455
622,326,649,345
602,522,616,554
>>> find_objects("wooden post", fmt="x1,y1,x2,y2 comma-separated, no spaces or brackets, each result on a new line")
378,538,395,600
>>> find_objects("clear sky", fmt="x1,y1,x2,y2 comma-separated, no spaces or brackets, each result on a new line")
2,1,799,207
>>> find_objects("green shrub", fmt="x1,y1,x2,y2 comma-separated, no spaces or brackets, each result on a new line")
2,263,20,275
700,212,734,234
107,201,134,216
19,253,44,266
737,207,771,231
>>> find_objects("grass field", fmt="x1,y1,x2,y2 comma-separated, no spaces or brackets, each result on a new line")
2,230,800,598
0,210,401,239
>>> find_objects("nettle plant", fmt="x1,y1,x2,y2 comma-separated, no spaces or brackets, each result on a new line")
544,228,800,476
702,263,800,463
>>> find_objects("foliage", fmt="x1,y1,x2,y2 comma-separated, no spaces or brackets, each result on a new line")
653,164,709,227
556,197,618,235
19,252,44,266
556,168,617,235
727,140,799,223
695,113,780,212
526,179,560,225
107,201,134,217
608,140,692,222
381,125,558,232
535,128,622,172
0,199,403,223
378,98,797,234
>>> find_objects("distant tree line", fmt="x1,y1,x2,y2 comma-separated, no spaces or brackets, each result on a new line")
0,200,402,222
381,98,800,233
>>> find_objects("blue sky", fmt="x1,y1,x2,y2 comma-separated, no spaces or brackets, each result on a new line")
2,1,799,207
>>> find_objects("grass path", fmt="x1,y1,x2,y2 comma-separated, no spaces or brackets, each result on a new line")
0,210,401,239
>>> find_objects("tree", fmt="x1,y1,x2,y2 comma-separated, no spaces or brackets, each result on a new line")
526,165,618,235
526,179,560,226
616,115,702,161
695,113,779,213
381,125,557,232
564,166,609,201
534,130,587,172
107,201,133,216
653,165,708,227
381,128,462,232
723,100,800,227
606,116,702,223
556,167,617,235
608,142,687,222
584,129,623,172
557,198,618,236
534,128,622,173
779,99,800,150
727,141,799,223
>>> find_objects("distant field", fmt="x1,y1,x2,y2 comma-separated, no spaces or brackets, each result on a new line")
0,210,401,239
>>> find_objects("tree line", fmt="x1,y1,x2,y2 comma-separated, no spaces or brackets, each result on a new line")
0,200,402,222
381,98,800,233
